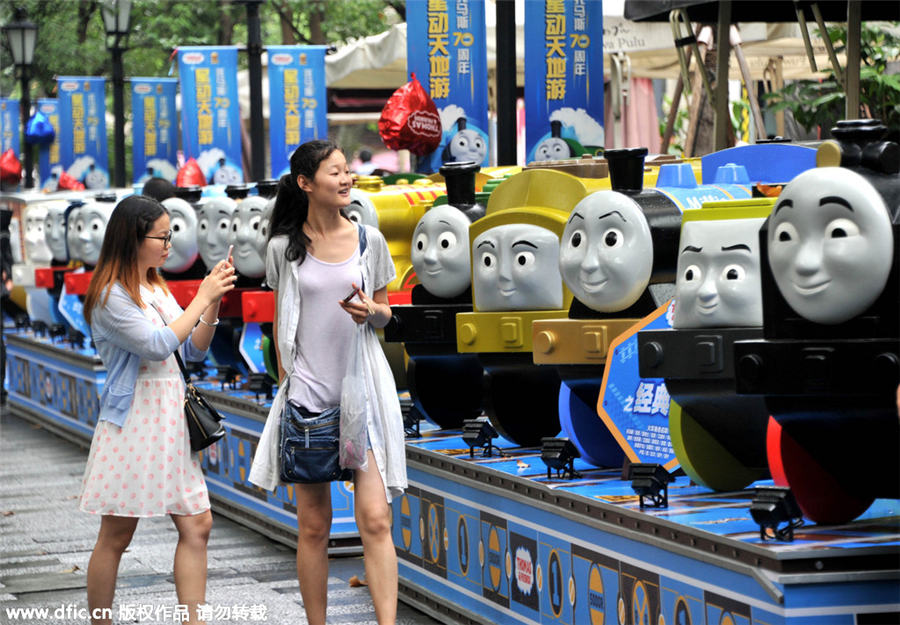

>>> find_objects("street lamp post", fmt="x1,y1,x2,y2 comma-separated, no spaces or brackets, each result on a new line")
3,12,37,189
102,0,132,189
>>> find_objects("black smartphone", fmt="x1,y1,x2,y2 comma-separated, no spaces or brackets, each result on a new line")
342,286,360,304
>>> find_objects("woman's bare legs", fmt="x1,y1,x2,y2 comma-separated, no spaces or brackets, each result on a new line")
355,451,397,625
171,511,213,624
86,515,139,625
295,482,333,625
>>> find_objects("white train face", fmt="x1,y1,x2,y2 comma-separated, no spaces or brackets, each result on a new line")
411,204,471,298
447,129,487,164
77,202,114,266
473,223,562,311
44,203,70,263
559,191,653,312
161,197,199,274
346,188,379,228
229,196,268,278
196,197,237,271
673,218,765,328
66,207,84,263
23,205,53,264
255,198,274,268
768,167,893,325
534,137,570,162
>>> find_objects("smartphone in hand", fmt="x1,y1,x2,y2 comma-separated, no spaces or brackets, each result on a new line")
224,244,234,263
342,286,360,304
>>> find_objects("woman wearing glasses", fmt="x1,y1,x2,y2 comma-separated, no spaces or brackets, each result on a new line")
79,194,237,625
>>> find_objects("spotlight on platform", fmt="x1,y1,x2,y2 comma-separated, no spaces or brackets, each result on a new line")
247,372,273,402
628,463,673,508
540,437,581,480
750,486,804,542
462,417,498,458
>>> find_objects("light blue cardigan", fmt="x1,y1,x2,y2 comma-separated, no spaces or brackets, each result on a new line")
90,283,208,427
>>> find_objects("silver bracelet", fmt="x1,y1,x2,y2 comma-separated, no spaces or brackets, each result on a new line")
198,316,220,327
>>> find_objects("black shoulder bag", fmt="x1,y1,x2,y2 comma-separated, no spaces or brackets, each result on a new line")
152,304,226,451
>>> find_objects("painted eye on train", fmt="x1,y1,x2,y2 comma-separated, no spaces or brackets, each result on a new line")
217,218,231,233
825,218,859,239
683,264,701,282
721,264,745,281
438,231,457,250
514,251,535,268
198,219,209,233
480,251,497,269
414,232,428,251
773,222,798,243
602,228,624,249
567,229,584,249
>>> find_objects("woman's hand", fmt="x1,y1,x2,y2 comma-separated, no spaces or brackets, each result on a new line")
197,260,237,306
339,282,374,325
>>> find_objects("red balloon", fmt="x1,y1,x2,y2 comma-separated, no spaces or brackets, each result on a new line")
379,73,442,157
57,170,86,191
176,158,206,188
0,148,22,184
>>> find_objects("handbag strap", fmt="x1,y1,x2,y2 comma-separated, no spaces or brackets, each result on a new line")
149,301,192,384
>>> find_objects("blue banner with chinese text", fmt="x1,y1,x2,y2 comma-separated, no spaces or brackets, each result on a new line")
524,0,604,164
177,47,243,184
268,45,328,179
131,78,179,184
36,99,62,191
407,0,489,173
57,77,109,189
0,98,20,157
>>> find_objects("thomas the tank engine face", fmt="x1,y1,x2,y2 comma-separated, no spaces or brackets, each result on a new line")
768,167,893,325
473,223,562,311
196,198,237,271
448,129,487,164
534,137,570,162
77,203,114,266
411,204,472,299
229,196,267,278
345,188,379,228
161,197,200,274
673,218,765,328
44,204,70,263
23,205,53,264
559,191,653,312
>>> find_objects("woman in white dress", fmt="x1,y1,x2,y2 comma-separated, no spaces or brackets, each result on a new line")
81,194,237,625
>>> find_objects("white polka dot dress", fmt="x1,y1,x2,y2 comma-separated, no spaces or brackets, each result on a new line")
79,287,210,517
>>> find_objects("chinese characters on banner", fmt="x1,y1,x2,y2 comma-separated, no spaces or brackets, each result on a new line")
131,78,179,184
407,0,490,173
36,99,62,191
524,0,605,164
0,99,20,157
177,46,243,185
268,45,328,179
57,77,110,189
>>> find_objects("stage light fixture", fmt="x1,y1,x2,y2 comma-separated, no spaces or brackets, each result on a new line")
628,463,673,508
540,437,581,480
750,485,805,542
462,417,498,458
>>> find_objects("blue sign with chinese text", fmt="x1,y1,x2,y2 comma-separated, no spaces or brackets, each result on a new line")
57,77,109,190
524,0,604,164
268,45,328,179
407,0,489,173
131,78,179,184
0,98,20,157
177,47,243,184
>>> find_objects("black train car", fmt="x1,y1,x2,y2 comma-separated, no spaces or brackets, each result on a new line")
734,120,900,524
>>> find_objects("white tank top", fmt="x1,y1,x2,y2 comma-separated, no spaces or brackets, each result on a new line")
287,247,362,412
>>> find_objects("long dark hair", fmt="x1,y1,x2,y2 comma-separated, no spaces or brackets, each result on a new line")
268,139,348,263
84,195,169,324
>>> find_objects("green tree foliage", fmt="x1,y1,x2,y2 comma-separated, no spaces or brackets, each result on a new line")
0,0,402,101
763,22,900,136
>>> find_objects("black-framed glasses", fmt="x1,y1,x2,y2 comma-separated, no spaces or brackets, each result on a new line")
145,230,173,246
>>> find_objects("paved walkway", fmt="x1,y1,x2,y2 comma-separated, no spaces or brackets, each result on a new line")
0,410,444,625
